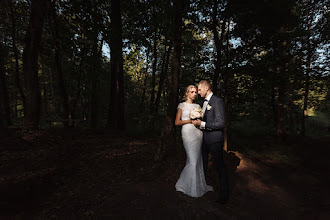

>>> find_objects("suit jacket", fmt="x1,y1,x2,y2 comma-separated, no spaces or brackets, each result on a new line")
200,94,225,145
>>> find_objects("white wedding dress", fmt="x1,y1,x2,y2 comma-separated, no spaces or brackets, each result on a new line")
175,102,214,197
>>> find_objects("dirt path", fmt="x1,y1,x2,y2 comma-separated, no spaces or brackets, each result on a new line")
0,130,329,219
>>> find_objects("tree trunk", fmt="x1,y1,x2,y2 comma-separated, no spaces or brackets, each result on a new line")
302,49,311,136
212,0,225,95
0,43,11,128
275,1,294,140
22,0,49,130
107,0,125,130
70,54,84,127
154,43,172,115
150,32,158,112
301,3,314,136
271,71,277,126
223,17,230,152
276,26,289,139
6,0,26,116
49,0,69,127
90,37,103,129
155,0,184,161
140,49,149,111
90,76,98,128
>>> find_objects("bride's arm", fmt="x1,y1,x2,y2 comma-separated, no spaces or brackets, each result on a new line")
175,108,192,126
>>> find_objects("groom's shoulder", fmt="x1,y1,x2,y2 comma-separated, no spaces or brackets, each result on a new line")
212,94,223,101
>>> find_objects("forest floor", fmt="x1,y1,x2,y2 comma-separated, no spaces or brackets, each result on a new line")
0,128,330,219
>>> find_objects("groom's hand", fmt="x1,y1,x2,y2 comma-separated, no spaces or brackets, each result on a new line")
192,119,201,126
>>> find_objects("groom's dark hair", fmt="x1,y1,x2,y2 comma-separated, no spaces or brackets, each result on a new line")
199,80,211,90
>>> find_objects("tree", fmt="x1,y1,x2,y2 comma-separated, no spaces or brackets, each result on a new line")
48,0,70,127
0,43,10,128
107,0,125,130
155,0,185,161
299,0,328,136
211,0,226,95
154,43,172,115
149,31,158,113
5,0,26,117
22,0,49,130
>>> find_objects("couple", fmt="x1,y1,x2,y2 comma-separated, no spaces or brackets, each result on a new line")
174,80,229,204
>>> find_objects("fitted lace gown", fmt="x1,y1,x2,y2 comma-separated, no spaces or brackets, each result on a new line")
175,102,214,197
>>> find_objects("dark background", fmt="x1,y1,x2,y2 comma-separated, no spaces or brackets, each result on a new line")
0,0,329,218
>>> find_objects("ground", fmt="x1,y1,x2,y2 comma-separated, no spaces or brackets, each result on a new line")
0,129,329,219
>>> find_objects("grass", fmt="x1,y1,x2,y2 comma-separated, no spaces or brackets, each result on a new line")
306,110,330,137
231,119,275,137
230,111,330,163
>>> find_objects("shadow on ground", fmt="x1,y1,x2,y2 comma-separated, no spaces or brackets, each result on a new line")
1,129,329,219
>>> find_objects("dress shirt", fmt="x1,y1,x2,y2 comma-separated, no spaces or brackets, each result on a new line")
200,92,213,129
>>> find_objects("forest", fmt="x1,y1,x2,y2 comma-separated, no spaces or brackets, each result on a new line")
0,0,329,218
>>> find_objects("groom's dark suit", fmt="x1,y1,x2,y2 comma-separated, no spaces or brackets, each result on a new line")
200,94,229,203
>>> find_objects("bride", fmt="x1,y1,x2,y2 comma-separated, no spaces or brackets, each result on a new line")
174,85,213,197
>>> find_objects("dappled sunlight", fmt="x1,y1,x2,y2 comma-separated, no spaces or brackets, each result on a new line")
236,154,269,193
235,153,293,204
1,131,330,218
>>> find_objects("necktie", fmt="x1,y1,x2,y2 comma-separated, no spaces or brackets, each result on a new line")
202,99,208,114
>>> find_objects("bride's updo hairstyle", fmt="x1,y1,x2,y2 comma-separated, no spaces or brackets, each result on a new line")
183,85,197,101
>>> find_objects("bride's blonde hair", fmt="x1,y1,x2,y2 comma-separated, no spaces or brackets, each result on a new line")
183,85,197,101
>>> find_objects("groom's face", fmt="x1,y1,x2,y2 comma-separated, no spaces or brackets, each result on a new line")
198,84,208,98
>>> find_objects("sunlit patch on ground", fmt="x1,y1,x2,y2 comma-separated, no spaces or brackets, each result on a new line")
1,131,329,219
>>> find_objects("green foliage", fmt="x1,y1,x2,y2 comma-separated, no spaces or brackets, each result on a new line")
0,0,328,137
232,119,275,136
306,111,330,137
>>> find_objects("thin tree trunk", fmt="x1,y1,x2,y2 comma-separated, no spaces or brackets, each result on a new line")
154,43,172,115
0,43,11,128
22,0,48,130
302,51,311,136
276,26,289,139
49,0,69,127
271,71,277,126
69,44,87,127
223,17,230,152
90,37,103,128
14,90,17,118
140,49,149,111
42,79,48,126
155,0,184,161
150,32,158,112
6,0,26,116
107,0,125,130
301,2,314,136
90,42,98,129
212,0,225,95
70,56,84,127
212,0,228,150
90,76,98,128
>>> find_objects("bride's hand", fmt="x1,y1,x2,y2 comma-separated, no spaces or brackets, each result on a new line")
192,119,201,126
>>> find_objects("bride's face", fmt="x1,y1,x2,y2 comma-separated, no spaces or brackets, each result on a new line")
187,88,197,100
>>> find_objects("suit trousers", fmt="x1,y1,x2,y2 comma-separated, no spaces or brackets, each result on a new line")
202,141,229,193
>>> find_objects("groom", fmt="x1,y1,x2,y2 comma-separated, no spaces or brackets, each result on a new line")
192,80,229,204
